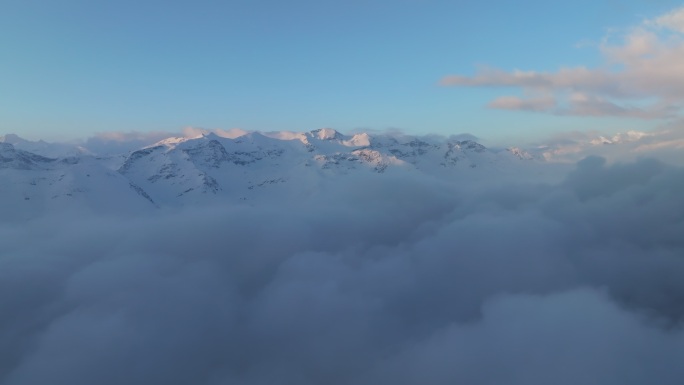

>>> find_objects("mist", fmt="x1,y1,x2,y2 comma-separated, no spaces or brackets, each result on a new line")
2,156,684,385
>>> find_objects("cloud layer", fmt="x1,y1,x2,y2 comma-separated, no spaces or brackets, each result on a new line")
1,157,684,384
442,7,684,119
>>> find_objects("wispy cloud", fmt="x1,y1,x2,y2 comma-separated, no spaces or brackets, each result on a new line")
527,120,684,165
79,127,251,154
487,95,557,112
441,7,684,119
650,6,684,33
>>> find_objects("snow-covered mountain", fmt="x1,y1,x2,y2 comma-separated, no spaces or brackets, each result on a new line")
521,129,684,163
0,133,92,158
115,129,547,206
12,123,680,219
1,141,156,221
2,129,554,218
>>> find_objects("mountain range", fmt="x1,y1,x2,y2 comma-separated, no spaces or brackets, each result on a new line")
3,126,673,221
1,129,552,219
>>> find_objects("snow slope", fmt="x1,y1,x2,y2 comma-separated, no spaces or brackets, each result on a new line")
0,143,155,221
1,129,570,218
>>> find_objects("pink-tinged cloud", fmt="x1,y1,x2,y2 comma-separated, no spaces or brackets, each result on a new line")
441,7,684,119
651,6,684,33
181,126,249,139
558,93,679,119
93,130,173,143
441,67,619,95
487,95,557,112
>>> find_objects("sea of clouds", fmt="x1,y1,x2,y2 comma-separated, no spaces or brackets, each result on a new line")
1,155,684,385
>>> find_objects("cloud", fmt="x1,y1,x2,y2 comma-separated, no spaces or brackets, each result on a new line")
181,127,250,139
84,131,176,155
488,95,557,112
441,7,684,119
529,121,684,165
652,6,684,33
1,158,684,384
441,67,615,93
559,92,677,119
80,127,251,155
364,289,684,385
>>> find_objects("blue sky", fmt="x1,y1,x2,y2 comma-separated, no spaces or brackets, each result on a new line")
2,0,682,142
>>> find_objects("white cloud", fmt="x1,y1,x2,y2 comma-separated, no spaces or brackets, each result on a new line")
79,127,252,155
2,157,684,384
651,6,684,33
441,7,684,119
181,126,249,139
84,131,177,154
524,122,684,165
487,95,556,112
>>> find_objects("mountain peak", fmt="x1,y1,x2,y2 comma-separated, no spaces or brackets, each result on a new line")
0,134,26,145
310,128,343,141
455,140,487,152
344,133,372,147
149,136,191,151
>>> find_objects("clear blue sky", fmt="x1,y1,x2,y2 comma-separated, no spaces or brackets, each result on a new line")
1,0,681,142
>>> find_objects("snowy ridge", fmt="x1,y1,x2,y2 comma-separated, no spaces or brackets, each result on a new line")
0,142,155,221
1,134,92,158
115,129,545,206
0,128,608,217
0,142,57,170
